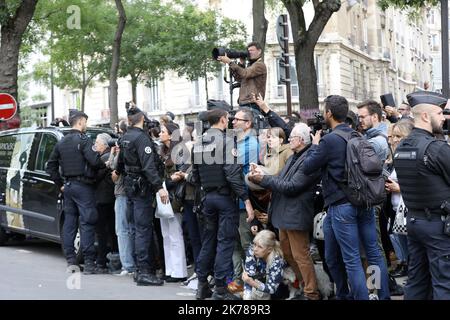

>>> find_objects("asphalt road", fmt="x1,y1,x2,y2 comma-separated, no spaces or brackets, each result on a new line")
0,239,197,300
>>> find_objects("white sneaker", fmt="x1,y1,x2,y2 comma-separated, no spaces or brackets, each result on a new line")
183,273,197,286
116,270,133,276
369,293,379,300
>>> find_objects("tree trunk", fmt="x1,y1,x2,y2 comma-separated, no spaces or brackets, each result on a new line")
296,45,319,114
282,0,340,112
80,53,86,112
252,0,268,57
81,84,87,114
0,0,39,102
130,75,138,104
109,0,127,128
204,66,209,101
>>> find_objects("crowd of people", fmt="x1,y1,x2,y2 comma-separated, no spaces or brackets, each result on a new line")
45,40,450,301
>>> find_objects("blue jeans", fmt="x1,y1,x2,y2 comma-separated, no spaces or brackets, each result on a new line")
390,233,408,263
324,203,390,300
115,195,136,272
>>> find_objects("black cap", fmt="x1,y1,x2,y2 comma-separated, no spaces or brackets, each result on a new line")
406,91,448,108
69,109,88,123
166,111,175,121
127,106,150,122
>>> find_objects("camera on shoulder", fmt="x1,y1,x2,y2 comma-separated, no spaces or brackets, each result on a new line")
306,112,331,136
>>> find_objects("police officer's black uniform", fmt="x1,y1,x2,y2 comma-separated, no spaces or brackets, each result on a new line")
46,110,105,272
117,107,164,286
394,91,450,300
191,126,249,300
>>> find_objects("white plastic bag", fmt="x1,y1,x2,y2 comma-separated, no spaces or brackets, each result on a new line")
155,182,174,219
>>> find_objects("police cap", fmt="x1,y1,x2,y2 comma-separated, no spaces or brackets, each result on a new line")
166,111,175,121
406,91,448,108
69,109,88,124
127,106,150,122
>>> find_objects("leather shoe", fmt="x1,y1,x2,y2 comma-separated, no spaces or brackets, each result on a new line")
196,281,213,300
391,264,408,278
136,273,164,286
212,287,240,300
83,261,96,275
165,276,188,283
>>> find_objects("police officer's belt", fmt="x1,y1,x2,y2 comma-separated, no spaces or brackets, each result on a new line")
125,165,141,174
408,208,447,220
66,176,95,185
203,186,231,195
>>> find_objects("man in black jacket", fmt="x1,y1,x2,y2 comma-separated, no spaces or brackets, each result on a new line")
303,95,390,300
249,123,321,300
93,133,117,274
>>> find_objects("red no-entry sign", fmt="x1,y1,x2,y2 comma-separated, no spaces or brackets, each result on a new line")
0,93,18,121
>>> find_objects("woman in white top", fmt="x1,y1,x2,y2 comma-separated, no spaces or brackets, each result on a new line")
385,119,414,278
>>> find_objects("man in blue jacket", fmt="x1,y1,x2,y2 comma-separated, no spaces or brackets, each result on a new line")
303,95,390,300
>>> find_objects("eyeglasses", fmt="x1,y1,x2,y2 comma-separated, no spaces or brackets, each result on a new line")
233,117,250,122
288,135,302,141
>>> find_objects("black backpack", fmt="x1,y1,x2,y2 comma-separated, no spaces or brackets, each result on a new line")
334,130,386,208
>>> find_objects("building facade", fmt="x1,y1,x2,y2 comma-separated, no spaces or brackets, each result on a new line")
23,0,435,126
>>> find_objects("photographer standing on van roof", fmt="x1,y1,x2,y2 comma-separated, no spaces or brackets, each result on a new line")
217,42,267,111
46,110,105,274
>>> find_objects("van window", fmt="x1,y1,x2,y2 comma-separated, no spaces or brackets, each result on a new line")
0,135,16,168
35,134,58,172
0,133,35,170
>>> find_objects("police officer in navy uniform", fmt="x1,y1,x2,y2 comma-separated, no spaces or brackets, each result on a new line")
46,110,105,274
394,91,450,300
191,108,254,300
116,106,168,286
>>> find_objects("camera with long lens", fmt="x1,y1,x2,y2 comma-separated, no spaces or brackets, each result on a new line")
306,112,330,136
212,47,248,60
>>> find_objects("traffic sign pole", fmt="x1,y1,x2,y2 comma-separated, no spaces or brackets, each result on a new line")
277,14,292,116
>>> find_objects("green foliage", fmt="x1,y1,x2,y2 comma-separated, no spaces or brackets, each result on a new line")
28,0,246,103
166,2,247,81
0,0,22,24
33,0,115,92
20,106,46,128
378,0,439,10
119,0,246,85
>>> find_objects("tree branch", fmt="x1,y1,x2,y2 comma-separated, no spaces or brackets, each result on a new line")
307,0,340,48
12,0,39,35
281,0,307,45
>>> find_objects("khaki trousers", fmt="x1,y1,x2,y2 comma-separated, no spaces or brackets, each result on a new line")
279,229,320,299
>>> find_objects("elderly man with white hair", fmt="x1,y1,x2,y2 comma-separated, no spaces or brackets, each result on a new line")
248,123,322,300
93,132,118,273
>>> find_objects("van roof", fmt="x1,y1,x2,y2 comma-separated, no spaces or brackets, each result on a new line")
0,126,113,136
